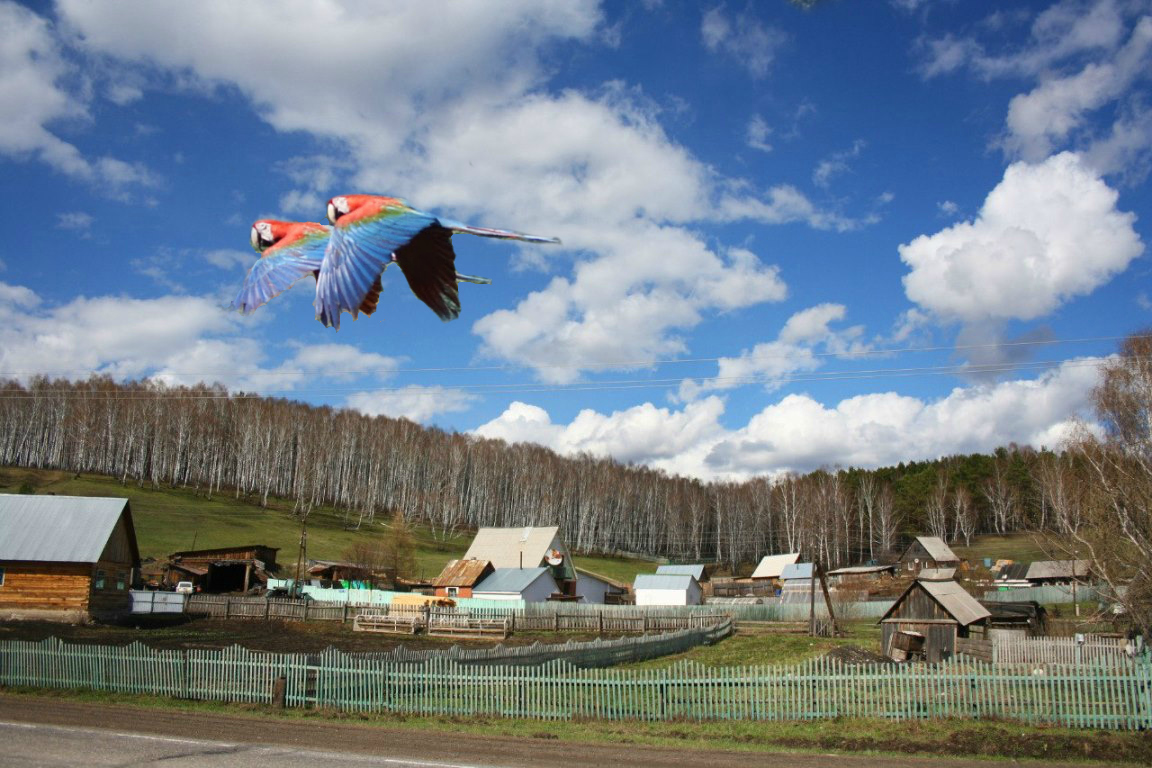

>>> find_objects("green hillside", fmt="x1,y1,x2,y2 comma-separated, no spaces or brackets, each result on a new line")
0,468,657,584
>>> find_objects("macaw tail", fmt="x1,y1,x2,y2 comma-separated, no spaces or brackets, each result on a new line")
439,217,562,245
456,272,491,284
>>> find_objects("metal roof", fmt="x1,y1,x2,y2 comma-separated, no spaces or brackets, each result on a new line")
751,552,800,579
0,494,133,563
827,564,896,576
656,564,705,580
472,567,551,594
463,526,561,570
633,574,697,591
1026,559,1092,580
912,536,960,563
432,558,492,587
780,562,814,580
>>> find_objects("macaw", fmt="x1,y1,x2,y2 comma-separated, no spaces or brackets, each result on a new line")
316,194,561,329
231,218,489,323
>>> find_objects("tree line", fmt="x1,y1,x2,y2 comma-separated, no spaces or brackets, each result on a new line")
0,372,1117,571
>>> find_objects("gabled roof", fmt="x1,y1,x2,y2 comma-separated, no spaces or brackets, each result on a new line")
656,564,705,580
0,494,138,564
882,579,991,627
473,567,551,594
463,526,561,569
432,559,493,587
780,562,814,580
634,573,697,591
910,536,960,563
751,552,801,579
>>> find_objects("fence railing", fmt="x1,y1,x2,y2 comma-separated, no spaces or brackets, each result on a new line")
982,584,1107,604
2,637,1148,730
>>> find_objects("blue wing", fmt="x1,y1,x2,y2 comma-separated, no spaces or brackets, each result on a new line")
315,203,434,329
231,230,329,315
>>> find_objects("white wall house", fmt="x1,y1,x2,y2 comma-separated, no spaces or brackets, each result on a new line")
471,567,558,602
633,573,702,606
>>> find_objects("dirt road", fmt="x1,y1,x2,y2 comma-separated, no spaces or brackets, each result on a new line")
0,693,1111,768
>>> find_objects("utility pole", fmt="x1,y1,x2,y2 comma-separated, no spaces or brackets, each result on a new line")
293,512,309,597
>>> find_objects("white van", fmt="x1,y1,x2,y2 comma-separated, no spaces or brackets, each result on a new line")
175,581,194,594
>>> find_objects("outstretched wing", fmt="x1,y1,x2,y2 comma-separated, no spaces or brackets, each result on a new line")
393,225,464,321
231,227,329,315
315,201,434,329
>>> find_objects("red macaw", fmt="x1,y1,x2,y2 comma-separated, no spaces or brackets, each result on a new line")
316,194,560,329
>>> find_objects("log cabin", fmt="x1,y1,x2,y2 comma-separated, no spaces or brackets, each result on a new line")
0,494,140,623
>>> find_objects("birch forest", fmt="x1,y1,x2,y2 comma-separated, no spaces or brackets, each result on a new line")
0,376,1078,569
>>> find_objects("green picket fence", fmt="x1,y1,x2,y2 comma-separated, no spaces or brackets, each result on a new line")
2,638,1150,729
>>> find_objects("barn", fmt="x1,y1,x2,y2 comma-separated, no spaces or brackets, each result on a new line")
879,575,990,662
165,544,279,593
0,494,140,623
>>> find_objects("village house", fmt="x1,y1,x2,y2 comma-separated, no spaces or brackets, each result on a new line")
897,536,961,575
471,567,558,602
431,558,494,599
0,494,140,623
462,526,577,598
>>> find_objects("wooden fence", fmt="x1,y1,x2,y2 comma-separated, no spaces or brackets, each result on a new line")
2,637,1149,730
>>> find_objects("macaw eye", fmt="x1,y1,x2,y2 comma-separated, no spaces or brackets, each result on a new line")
327,201,339,225
250,226,264,253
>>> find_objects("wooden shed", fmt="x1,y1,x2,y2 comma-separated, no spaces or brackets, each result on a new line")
897,536,960,575
166,544,278,593
879,576,990,662
0,494,140,623
431,558,494,599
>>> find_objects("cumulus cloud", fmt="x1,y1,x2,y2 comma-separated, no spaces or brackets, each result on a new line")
346,385,480,423
899,152,1143,323
0,2,158,197
475,358,1105,480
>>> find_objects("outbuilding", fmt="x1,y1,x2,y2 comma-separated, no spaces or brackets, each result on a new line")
471,567,559,603
879,575,990,662
633,573,702,606
431,558,494,599
0,494,140,622
897,536,961,575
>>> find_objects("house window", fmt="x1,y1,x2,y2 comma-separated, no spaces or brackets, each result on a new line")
94,569,106,590
446,586,459,597
0,567,5,587
116,571,126,590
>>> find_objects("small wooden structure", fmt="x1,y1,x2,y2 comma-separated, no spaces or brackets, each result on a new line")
0,494,140,622
897,536,960,575
165,544,278,593
431,558,493,598
880,574,990,662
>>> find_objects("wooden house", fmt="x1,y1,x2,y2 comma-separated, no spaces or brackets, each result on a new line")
0,494,140,623
463,526,576,597
879,575,990,662
897,536,960,575
431,558,494,599
166,544,278,593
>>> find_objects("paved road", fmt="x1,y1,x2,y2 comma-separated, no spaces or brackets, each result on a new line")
0,694,1098,768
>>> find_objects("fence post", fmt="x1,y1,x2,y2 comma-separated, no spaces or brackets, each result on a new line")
599,611,604,634
224,596,231,620
303,598,310,622
264,598,270,620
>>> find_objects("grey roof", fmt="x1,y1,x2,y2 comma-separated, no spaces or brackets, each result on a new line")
751,552,801,579
883,579,990,627
634,574,697,591
656,564,705,580
918,567,957,581
0,494,133,563
827,564,896,576
914,536,960,562
463,526,562,569
473,567,551,594
780,562,814,580
1026,559,1092,580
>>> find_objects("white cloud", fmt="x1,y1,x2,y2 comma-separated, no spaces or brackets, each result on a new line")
55,211,94,235
700,7,786,79
745,114,772,152
812,140,866,189
346,385,479,423
475,358,1105,480
0,2,158,197
899,152,1143,323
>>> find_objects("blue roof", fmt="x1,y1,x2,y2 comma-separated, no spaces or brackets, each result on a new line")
780,562,814,580
656,564,705,580
634,574,696,591
473,567,550,594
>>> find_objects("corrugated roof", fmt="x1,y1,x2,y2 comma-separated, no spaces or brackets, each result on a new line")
751,552,801,579
780,562,814,580
634,574,696,591
0,494,133,563
918,567,957,581
473,567,551,594
656,564,705,580
914,536,960,563
463,526,561,569
1026,559,1092,580
909,579,990,626
827,564,895,576
432,559,492,587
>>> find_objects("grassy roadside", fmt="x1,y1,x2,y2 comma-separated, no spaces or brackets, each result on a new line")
3,686,1149,765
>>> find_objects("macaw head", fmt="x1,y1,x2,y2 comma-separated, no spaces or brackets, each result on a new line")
327,196,350,225
250,220,277,253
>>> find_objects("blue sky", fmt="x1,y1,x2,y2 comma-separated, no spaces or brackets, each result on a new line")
1,0,1149,480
